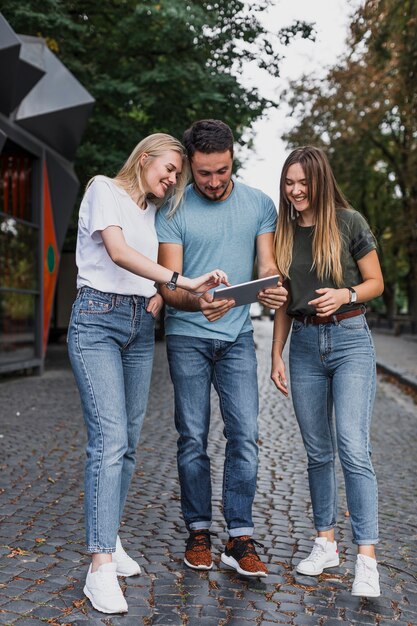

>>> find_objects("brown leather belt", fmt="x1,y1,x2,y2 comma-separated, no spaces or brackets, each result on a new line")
293,308,364,326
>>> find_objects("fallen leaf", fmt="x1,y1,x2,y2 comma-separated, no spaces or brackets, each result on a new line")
7,548,30,558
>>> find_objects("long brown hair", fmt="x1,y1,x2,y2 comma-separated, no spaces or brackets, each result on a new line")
274,146,349,286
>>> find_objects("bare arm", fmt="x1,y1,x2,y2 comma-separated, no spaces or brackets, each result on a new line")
158,242,234,321
270,288,292,397
354,249,384,301
308,250,384,316
101,227,227,293
256,232,288,309
157,243,200,311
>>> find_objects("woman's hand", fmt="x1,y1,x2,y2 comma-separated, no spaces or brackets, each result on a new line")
147,293,164,318
308,287,349,316
185,270,229,294
271,353,289,397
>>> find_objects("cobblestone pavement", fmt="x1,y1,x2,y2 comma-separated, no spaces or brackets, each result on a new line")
0,320,416,625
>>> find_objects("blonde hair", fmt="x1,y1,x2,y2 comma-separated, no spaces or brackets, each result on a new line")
274,146,349,287
88,133,190,213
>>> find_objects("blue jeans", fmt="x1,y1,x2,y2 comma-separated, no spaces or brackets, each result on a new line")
166,332,259,537
67,287,155,553
289,314,378,545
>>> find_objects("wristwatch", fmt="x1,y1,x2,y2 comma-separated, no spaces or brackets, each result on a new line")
165,271,179,291
348,287,357,305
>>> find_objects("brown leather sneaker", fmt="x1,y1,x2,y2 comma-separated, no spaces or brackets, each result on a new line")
221,535,268,577
184,530,213,570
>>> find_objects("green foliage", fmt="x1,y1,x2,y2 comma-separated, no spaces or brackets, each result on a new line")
3,0,314,247
3,0,314,184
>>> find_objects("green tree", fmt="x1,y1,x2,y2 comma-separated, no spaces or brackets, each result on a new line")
3,0,314,182
284,0,417,327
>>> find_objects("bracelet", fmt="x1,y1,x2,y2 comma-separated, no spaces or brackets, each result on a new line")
272,339,285,345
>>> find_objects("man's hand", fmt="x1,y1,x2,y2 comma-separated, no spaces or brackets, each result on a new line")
258,282,288,310
199,292,235,322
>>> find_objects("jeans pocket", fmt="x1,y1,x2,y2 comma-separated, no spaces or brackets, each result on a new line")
291,320,304,333
338,315,366,330
79,293,115,314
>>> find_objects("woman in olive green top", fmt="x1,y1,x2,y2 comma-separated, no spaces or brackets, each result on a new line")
271,146,384,597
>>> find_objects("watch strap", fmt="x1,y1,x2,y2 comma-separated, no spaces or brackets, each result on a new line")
166,271,179,290
348,287,357,304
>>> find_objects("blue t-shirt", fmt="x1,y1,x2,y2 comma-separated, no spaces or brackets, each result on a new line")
156,180,277,341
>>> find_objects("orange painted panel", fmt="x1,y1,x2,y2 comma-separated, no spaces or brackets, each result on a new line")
42,161,59,354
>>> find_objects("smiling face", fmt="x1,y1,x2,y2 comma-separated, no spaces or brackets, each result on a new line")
190,150,233,201
284,162,309,210
142,149,183,199
284,162,317,225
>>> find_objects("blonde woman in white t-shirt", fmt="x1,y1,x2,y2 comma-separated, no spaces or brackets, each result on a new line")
67,133,228,615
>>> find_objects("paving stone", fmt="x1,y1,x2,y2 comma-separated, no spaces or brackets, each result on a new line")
200,605,228,618
292,615,324,625
4,581,33,591
343,609,378,623
151,612,183,624
0,329,416,624
2,600,36,615
30,605,67,619
110,619,149,626
0,612,20,625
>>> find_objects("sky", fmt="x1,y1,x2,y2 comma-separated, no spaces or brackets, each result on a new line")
237,0,362,206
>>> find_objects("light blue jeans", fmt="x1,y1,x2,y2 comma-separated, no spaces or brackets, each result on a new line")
166,331,259,537
289,314,378,545
67,287,155,553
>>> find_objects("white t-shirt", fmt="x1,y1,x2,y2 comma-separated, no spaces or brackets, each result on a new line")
76,176,158,296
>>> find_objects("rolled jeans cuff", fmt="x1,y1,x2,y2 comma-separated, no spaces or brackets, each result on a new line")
189,522,211,531
228,527,254,538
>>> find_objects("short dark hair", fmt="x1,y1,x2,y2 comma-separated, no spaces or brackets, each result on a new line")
183,119,234,159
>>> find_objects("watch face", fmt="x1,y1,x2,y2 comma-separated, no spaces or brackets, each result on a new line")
167,272,179,291
351,291,357,303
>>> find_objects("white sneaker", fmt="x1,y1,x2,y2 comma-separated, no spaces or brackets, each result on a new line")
352,554,381,597
296,537,340,575
112,535,141,577
84,562,128,614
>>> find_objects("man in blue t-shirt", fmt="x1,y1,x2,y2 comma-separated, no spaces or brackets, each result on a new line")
156,119,287,577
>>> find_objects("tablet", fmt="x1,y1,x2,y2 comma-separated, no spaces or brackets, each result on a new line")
213,274,280,307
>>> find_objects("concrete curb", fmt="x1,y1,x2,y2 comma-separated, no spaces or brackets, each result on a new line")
376,361,417,394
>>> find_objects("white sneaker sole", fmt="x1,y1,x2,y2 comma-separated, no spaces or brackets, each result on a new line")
83,585,128,614
184,557,213,570
351,587,381,598
115,565,141,577
296,556,340,576
221,553,268,578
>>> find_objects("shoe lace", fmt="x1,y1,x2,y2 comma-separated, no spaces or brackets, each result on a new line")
230,536,264,560
356,558,375,582
186,531,213,552
306,543,326,563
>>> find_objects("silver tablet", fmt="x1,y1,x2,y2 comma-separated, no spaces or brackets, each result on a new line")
213,274,280,307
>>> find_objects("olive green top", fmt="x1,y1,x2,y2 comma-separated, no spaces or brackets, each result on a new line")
286,208,377,317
